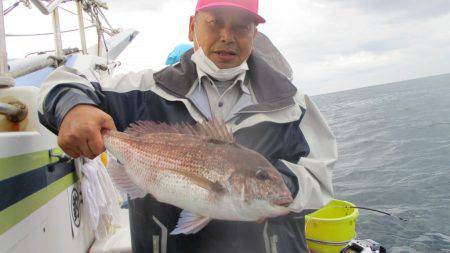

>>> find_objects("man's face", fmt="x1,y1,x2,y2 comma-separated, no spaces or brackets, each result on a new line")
189,8,257,69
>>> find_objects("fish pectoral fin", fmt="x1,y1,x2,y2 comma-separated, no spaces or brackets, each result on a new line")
107,159,147,200
167,169,224,195
170,210,212,235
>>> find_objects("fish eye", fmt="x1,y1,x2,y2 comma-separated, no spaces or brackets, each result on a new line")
255,168,270,181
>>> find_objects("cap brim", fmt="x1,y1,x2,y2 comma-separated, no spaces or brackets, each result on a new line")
197,2,266,24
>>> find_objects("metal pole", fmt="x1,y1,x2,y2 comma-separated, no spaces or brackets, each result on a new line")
96,22,104,57
0,100,28,123
29,0,50,15
0,102,21,117
76,0,87,54
52,8,64,58
10,58,56,79
47,0,67,14
29,0,66,15
0,0,9,74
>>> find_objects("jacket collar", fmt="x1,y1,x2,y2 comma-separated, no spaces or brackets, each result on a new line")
153,48,297,113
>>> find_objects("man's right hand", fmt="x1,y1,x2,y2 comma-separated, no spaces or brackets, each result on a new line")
58,104,116,159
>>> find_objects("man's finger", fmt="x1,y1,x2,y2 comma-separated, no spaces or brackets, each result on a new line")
80,141,96,159
65,149,80,159
101,115,117,131
58,141,79,159
64,145,81,159
88,135,105,156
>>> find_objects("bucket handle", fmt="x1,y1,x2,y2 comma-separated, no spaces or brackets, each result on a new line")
305,237,353,246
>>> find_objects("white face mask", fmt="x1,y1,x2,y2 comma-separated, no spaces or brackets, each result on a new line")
191,20,248,81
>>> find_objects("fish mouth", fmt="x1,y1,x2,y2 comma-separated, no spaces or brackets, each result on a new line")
270,195,293,207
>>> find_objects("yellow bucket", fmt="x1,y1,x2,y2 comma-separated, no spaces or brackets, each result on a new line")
305,199,359,253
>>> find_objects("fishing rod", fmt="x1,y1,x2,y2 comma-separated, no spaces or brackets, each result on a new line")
346,206,408,222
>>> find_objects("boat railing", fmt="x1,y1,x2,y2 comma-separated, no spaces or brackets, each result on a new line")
0,0,111,88
0,99,27,123
0,0,9,85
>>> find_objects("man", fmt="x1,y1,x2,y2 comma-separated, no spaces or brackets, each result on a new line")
38,0,337,252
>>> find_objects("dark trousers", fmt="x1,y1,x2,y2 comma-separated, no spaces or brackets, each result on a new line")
129,196,312,253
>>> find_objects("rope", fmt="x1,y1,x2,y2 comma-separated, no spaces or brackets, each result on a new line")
97,7,114,31
85,3,110,62
93,6,110,69
25,49,54,57
5,25,95,37
57,5,115,35
25,47,79,58
19,0,31,8
57,5,94,25
4,1,109,38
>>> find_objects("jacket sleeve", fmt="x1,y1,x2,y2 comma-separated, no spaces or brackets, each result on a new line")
282,95,337,212
38,65,155,133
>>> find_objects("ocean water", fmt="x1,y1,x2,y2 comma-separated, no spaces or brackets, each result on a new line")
312,74,450,252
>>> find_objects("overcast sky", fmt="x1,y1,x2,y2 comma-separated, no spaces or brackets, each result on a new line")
3,0,450,94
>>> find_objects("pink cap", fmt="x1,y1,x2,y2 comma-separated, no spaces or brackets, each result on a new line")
196,0,265,24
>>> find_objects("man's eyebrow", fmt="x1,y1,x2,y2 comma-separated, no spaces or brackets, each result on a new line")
202,12,220,21
201,11,254,25
234,17,254,26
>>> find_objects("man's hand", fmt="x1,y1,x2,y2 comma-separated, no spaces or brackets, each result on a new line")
58,104,116,159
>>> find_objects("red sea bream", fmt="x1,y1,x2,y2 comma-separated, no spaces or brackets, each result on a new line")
103,120,293,235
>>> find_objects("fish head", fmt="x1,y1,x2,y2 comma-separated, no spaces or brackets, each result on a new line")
226,155,294,217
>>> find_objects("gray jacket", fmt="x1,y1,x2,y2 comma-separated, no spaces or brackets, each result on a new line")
38,49,337,253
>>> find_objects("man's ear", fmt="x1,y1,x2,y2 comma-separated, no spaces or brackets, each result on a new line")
189,16,195,42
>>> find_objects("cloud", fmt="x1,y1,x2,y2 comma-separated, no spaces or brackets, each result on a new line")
256,0,450,94
330,0,450,19
3,0,450,95
106,0,191,12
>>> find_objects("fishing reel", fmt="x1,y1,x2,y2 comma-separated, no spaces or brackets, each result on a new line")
340,239,386,253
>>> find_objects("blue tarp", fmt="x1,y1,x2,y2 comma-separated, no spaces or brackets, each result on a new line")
165,44,193,65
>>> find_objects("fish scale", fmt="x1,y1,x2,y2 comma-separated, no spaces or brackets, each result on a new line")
103,120,294,234
128,134,223,178
117,135,225,206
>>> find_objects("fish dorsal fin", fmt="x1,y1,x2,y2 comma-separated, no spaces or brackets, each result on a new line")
124,118,235,143
124,121,180,136
195,118,235,143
